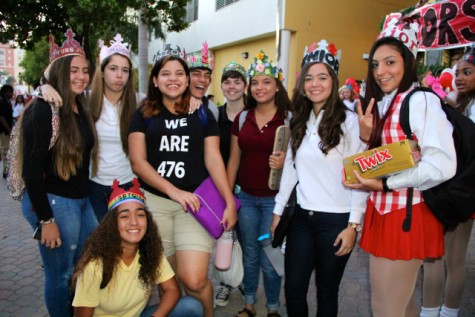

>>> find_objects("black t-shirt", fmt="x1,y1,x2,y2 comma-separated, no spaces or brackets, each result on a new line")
0,96,13,134
22,98,95,221
129,106,219,198
218,104,233,166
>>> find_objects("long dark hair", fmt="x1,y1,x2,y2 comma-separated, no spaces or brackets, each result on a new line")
45,55,98,179
89,54,136,155
141,55,191,118
245,77,291,118
363,37,418,148
72,206,163,292
290,62,346,157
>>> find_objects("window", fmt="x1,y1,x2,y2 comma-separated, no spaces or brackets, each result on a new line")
0,49,5,66
216,0,239,10
185,0,198,23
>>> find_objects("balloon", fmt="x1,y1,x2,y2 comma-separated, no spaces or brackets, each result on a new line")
440,68,455,91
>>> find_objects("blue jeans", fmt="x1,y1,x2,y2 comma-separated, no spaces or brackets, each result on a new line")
285,205,352,317
140,296,203,317
22,192,98,317
88,179,134,221
237,190,281,310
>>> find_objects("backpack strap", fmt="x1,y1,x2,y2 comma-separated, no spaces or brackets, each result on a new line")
238,110,249,132
49,104,60,149
399,86,439,232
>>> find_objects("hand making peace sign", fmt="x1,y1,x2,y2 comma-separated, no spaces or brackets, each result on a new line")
356,98,375,143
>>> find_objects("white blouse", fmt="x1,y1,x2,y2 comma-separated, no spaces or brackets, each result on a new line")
382,90,456,191
274,110,368,224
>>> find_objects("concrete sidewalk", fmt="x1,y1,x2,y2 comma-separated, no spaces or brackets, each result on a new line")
0,177,473,316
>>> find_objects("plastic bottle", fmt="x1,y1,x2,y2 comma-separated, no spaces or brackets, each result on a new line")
215,230,234,270
257,233,285,277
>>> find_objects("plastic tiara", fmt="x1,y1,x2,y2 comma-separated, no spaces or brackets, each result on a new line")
187,41,214,72
301,39,341,75
49,29,85,63
222,61,247,78
248,51,284,81
378,13,420,57
108,178,146,211
99,34,131,64
153,44,186,63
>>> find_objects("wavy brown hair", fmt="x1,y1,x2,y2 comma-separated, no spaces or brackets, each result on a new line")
72,206,163,292
89,54,136,155
245,77,291,118
141,55,191,118
46,55,98,179
363,37,418,149
290,62,346,157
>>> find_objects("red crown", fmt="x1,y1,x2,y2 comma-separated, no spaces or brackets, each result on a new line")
49,29,85,63
108,178,146,211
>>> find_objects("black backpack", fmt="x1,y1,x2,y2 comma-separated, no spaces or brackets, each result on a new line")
399,87,475,231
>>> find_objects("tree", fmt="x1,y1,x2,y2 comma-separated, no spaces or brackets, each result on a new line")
1,0,189,70
19,39,50,86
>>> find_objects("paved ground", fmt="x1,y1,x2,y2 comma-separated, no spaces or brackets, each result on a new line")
0,177,473,316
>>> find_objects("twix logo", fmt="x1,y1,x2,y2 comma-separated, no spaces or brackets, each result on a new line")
353,149,393,172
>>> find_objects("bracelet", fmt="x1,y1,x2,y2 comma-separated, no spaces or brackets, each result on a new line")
359,136,369,143
382,177,392,192
39,217,55,225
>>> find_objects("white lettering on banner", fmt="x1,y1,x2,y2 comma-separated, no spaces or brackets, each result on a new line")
159,136,189,152
165,118,188,129
157,161,185,178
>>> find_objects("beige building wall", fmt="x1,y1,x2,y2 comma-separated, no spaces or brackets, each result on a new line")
210,0,416,105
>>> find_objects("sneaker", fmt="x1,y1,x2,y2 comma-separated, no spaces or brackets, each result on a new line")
237,283,245,300
215,284,233,307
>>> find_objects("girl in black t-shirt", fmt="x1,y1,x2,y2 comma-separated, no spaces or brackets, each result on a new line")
128,54,236,317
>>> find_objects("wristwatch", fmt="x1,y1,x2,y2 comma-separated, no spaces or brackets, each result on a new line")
348,222,362,232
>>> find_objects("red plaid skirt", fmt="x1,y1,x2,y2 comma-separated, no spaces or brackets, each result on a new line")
360,200,444,260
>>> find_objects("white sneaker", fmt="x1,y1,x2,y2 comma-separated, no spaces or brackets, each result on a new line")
215,284,233,307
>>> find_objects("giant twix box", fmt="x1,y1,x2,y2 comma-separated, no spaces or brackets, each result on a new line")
343,140,420,184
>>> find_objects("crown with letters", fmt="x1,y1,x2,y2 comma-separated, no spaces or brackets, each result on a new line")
222,61,247,78
301,39,341,75
49,29,85,63
463,44,475,65
378,13,420,57
153,44,186,63
99,34,131,64
248,51,284,81
108,178,145,211
187,41,214,72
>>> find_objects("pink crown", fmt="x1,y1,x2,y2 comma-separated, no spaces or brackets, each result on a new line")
378,13,420,57
49,29,85,63
99,34,131,64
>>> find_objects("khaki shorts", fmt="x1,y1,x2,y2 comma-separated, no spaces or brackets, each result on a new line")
144,190,213,257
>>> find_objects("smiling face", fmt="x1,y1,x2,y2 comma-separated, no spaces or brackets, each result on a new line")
221,77,246,102
103,54,130,96
117,201,147,248
455,61,475,94
250,75,277,105
190,68,212,99
371,44,405,94
153,59,189,104
303,63,333,108
70,56,90,95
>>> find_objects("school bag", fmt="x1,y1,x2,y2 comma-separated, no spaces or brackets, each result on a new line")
399,87,475,230
7,102,60,201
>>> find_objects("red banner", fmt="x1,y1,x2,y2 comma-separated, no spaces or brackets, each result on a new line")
412,0,475,50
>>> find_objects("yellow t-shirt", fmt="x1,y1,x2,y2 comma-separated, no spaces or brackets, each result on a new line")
72,252,175,317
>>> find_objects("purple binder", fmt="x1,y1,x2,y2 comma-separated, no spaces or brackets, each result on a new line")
188,177,241,239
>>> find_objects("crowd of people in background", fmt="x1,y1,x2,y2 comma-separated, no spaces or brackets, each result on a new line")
1,11,474,317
